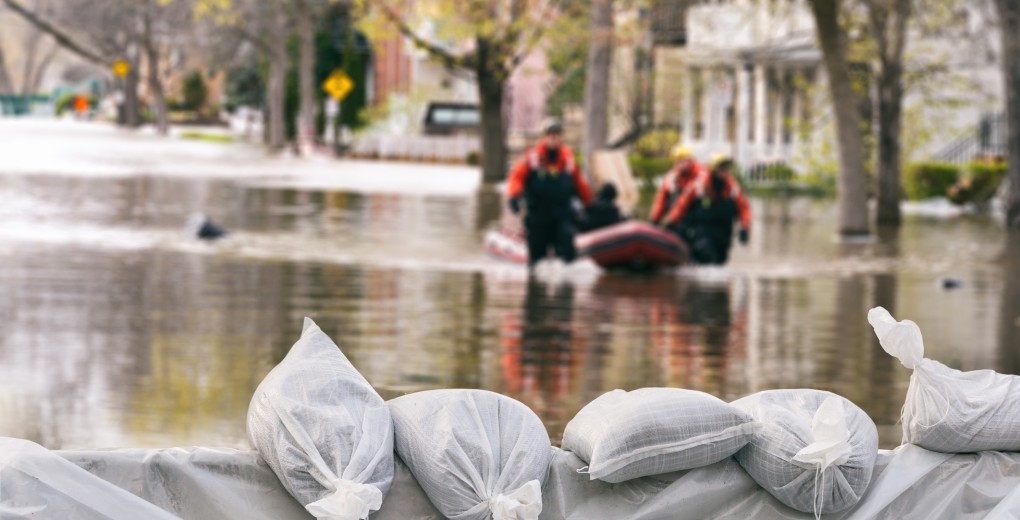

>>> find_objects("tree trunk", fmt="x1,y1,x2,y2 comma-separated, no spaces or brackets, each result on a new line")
123,58,141,128
268,46,287,150
997,0,1020,229
27,44,58,94
296,2,318,155
477,38,508,183
875,62,904,226
0,45,14,93
266,2,288,151
809,0,870,236
20,28,42,94
143,10,168,136
869,0,910,226
583,0,613,176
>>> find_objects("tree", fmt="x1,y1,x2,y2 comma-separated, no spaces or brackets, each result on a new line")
864,0,912,226
808,0,871,236
995,0,1020,229
293,0,325,154
1,0,189,129
375,0,558,182
196,0,291,150
0,3,59,96
583,0,613,175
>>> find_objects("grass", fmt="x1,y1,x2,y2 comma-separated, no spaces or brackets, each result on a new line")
179,130,235,143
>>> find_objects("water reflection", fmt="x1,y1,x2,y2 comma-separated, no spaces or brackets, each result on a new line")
999,232,1020,374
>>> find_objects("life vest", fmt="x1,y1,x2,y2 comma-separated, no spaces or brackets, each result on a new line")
523,148,577,219
685,176,742,230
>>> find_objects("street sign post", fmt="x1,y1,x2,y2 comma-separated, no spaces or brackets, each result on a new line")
112,59,131,79
322,69,355,150
322,69,354,101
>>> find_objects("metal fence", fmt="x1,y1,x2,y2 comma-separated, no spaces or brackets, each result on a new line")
933,112,1008,164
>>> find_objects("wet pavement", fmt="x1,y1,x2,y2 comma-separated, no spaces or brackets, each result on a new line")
0,120,1017,450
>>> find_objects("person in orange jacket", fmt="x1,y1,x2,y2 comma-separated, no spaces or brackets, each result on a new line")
662,155,751,265
506,121,594,266
649,144,704,224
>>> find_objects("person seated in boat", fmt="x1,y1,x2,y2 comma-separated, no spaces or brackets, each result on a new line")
649,144,704,225
661,155,750,265
578,182,625,232
506,120,594,267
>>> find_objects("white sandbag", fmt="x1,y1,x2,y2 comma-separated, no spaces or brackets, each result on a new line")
869,306,1020,453
388,389,552,520
560,388,757,483
732,389,878,516
247,318,393,520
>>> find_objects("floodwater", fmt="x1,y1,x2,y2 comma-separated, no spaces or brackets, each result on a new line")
1,168,1018,451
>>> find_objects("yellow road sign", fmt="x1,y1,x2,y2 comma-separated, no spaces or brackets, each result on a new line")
112,59,131,78
322,69,354,101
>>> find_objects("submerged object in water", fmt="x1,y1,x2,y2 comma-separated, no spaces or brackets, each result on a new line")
184,213,228,240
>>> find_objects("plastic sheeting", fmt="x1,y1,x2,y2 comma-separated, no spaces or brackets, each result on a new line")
5,437,1020,519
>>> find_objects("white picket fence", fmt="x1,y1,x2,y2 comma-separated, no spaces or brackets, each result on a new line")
350,134,480,163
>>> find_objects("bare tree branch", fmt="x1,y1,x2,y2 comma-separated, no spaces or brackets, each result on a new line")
1,0,109,65
376,1,477,70
27,42,59,94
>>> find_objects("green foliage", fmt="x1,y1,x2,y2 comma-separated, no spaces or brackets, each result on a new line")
947,159,1007,205
632,128,680,159
798,169,838,197
223,58,264,112
903,161,960,200
179,130,235,143
182,70,209,111
465,150,481,166
628,155,673,188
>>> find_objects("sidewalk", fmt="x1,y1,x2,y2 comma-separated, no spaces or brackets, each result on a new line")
0,119,482,197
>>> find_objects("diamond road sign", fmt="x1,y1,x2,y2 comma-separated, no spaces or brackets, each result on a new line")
112,59,131,78
322,69,354,101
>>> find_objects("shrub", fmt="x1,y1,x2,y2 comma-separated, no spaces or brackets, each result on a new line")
633,128,680,159
903,162,960,200
947,159,1007,205
465,150,481,166
182,70,208,111
628,154,674,187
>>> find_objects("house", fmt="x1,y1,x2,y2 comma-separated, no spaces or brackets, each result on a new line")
626,0,1004,170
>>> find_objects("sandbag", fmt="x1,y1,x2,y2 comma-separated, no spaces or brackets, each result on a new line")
247,318,393,520
388,389,552,520
732,389,878,516
869,306,1020,453
561,388,757,483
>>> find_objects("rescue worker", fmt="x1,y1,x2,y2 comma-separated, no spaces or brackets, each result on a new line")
507,121,594,266
662,155,750,265
578,182,625,232
649,144,704,225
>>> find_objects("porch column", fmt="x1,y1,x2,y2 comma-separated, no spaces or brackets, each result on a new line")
771,65,785,158
753,63,767,160
736,64,751,166
791,68,804,150
682,65,694,143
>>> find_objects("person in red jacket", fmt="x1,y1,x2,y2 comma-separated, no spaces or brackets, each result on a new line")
506,121,594,266
662,156,751,265
649,144,704,224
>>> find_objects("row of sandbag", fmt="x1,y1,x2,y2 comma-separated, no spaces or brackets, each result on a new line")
246,309,1020,520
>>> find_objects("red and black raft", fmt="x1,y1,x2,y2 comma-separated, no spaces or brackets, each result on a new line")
484,220,688,270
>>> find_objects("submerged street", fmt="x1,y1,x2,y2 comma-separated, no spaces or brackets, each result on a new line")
0,120,1016,450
